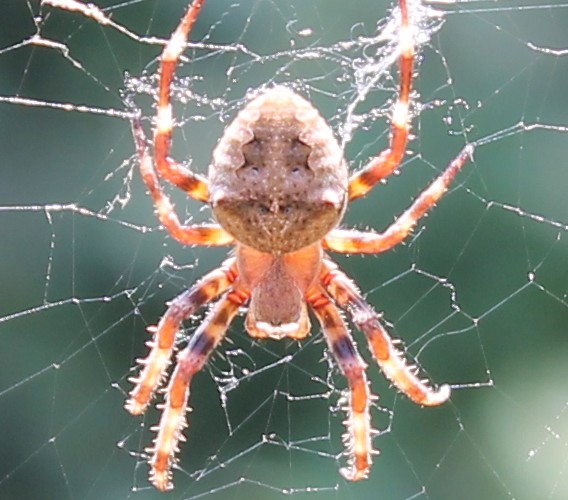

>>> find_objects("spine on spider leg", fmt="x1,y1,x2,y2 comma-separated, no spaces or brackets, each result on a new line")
308,288,376,481
148,294,242,492
321,261,450,407
148,358,195,492
125,259,237,415
337,358,378,482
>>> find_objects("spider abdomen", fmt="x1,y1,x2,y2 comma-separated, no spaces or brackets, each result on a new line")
209,86,348,254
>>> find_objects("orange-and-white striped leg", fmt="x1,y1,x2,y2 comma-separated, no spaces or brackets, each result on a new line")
154,0,209,202
148,288,247,491
348,0,414,201
321,259,450,406
308,286,374,481
133,118,234,246
326,144,474,254
125,258,237,416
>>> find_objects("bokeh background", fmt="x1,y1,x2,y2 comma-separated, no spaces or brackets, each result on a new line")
0,0,567,499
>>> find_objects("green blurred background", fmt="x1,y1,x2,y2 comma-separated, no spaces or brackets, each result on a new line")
0,0,567,499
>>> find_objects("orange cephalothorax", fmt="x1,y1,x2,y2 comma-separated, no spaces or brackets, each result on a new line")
237,244,322,339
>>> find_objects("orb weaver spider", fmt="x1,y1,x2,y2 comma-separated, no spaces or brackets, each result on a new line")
126,0,473,491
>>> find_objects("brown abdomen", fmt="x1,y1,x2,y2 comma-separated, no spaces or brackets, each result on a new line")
209,86,348,255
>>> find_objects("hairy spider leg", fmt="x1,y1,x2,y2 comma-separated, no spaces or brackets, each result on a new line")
133,118,234,246
126,258,238,415
348,0,414,201
154,0,210,202
325,144,474,254
321,259,450,406
148,288,249,491
308,286,374,481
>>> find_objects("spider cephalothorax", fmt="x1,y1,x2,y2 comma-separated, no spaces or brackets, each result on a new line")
126,0,473,491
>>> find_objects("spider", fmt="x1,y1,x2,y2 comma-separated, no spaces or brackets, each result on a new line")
126,0,474,491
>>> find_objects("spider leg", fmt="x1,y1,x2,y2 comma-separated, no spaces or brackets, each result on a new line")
154,0,209,203
307,286,374,481
148,287,248,491
325,144,473,254
133,118,234,246
320,259,450,406
348,0,414,201
125,257,237,416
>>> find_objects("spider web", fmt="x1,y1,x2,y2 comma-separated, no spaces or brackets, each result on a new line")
1,0,567,498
